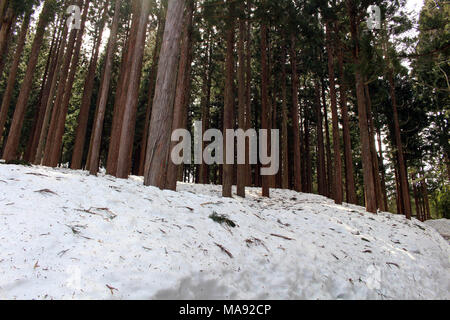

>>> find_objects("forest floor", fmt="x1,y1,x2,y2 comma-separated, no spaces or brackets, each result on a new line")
425,219,450,243
0,163,449,300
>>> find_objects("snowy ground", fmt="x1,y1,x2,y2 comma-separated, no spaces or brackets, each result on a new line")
0,164,449,300
425,219,450,243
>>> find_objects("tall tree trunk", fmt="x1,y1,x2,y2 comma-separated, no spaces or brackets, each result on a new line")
43,0,84,166
315,81,326,196
376,124,389,211
364,82,384,210
326,23,343,204
144,0,186,188
387,67,412,219
221,0,236,198
25,15,62,163
326,22,343,204
166,0,195,191
199,31,212,185
0,6,15,74
290,35,302,192
47,0,89,167
114,0,150,179
337,34,357,204
0,0,8,30
245,1,252,187
137,3,166,176
411,173,422,220
106,7,136,176
71,4,108,170
281,44,289,190
88,0,121,175
304,113,312,193
2,0,56,161
347,2,377,213
421,171,431,220
394,164,404,215
0,11,30,147
237,12,246,197
322,82,332,198
34,20,69,165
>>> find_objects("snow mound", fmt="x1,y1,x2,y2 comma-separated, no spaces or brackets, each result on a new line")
425,219,450,243
0,164,449,300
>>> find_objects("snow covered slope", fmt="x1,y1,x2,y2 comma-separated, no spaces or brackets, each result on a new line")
0,164,449,300
425,219,450,243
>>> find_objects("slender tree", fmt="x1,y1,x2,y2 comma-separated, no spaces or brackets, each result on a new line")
166,0,195,191
221,0,236,198
0,10,30,147
88,0,121,175
2,0,56,161
71,1,108,170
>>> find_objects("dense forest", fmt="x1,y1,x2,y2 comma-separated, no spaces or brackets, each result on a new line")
0,0,448,220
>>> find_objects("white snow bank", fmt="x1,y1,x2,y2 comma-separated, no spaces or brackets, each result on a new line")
0,164,449,300
425,219,450,243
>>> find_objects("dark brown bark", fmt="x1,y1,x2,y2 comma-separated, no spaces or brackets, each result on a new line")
304,114,312,193
71,4,108,170
260,23,270,198
2,0,55,161
245,1,252,187
281,45,289,190
199,32,212,185
237,13,246,197
42,0,84,166
106,8,135,176
364,82,383,210
412,173,422,220
88,0,121,175
321,82,332,198
337,34,357,205
47,1,89,167
388,67,412,219
221,0,236,198
144,0,186,188
347,2,377,213
25,15,63,164
34,18,70,165
315,81,326,196
137,3,166,176
0,11,30,147
114,0,150,179
326,22,343,204
34,20,69,165
421,171,431,220
290,35,302,192
166,0,195,191
0,0,8,30
0,6,15,75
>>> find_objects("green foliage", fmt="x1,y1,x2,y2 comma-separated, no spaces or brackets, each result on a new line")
209,212,236,228
5,159,32,166
432,185,450,219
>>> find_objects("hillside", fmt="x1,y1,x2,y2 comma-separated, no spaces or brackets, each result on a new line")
0,164,449,300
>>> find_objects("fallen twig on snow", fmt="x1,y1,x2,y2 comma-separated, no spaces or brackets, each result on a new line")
106,284,118,295
270,233,294,241
215,243,233,258
35,189,58,196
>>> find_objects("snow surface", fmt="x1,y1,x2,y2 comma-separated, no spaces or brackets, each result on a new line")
425,219,450,243
0,164,449,300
